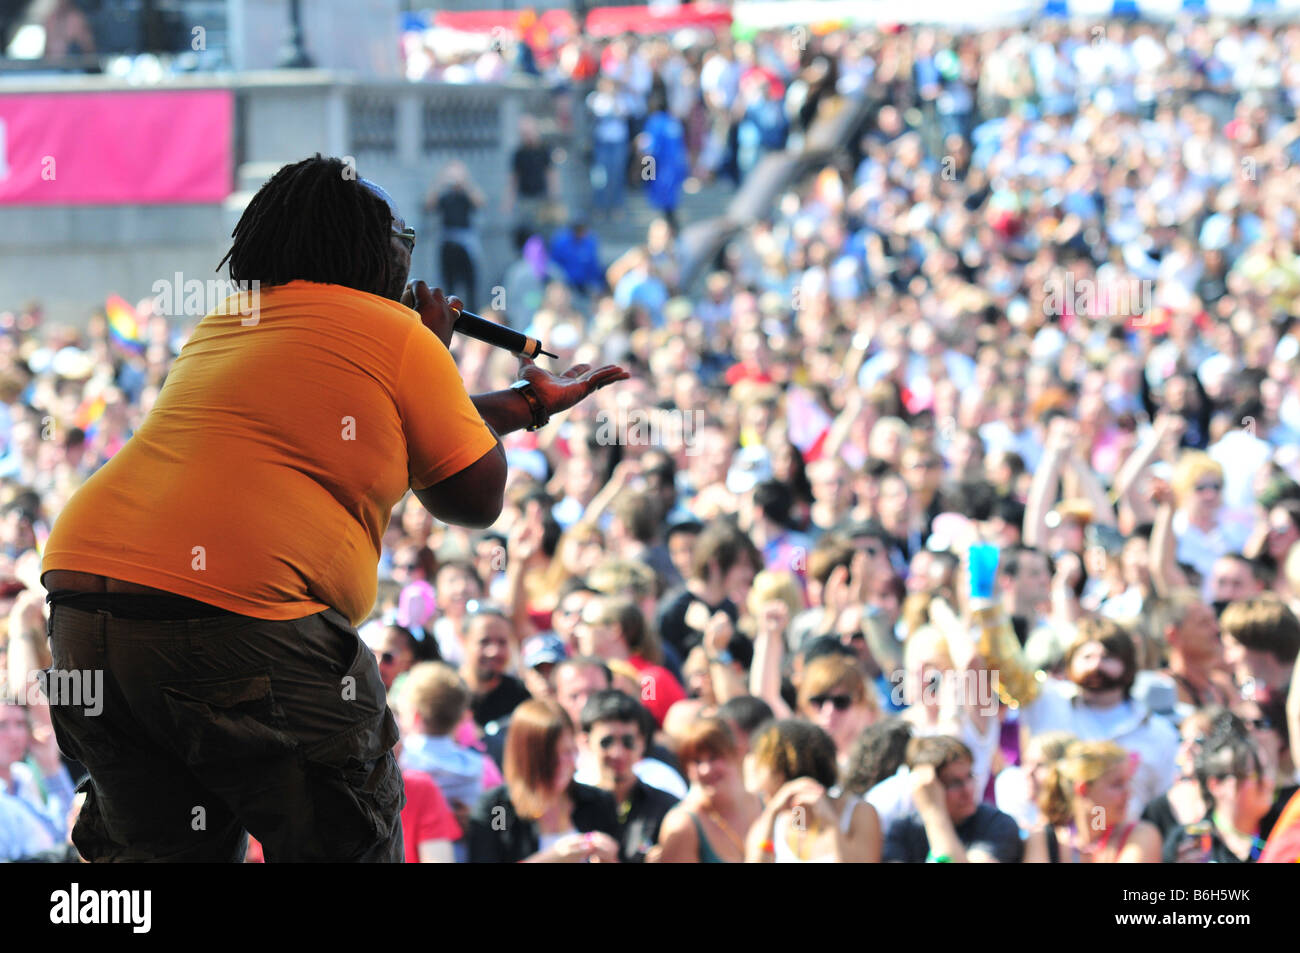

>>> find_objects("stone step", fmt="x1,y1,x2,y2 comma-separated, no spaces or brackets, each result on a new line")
590,177,736,254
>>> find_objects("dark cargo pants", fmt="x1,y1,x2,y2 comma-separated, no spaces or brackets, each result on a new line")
46,601,404,862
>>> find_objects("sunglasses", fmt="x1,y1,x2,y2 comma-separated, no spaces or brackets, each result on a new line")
1195,482,1222,493
808,693,854,711
597,733,640,751
393,224,416,253
380,652,396,665
393,563,419,572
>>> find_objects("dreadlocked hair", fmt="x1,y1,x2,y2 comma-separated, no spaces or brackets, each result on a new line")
217,154,397,297
1193,710,1262,808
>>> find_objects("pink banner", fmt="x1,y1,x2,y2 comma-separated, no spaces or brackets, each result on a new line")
433,10,577,33
0,90,233,205
586,4,732,37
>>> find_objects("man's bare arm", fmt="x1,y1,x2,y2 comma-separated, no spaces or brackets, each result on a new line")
413,439,507,529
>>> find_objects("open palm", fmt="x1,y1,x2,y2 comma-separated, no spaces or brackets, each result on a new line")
519,356,629,416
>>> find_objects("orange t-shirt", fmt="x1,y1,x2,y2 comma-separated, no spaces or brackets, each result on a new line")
41,281,498,624
1261,787,1300,862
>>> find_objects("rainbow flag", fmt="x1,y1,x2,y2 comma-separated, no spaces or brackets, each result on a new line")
74,393,106,435
105,294,145,353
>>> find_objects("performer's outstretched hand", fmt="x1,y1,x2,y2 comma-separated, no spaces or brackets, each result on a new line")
518,355,629,417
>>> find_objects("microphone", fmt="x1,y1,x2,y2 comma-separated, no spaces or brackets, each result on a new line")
449,303,557,359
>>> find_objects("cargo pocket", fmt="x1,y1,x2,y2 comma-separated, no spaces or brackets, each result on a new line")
295,608,365,678
160,673,298,768
69,776,136,863
301,707,405,861
297,609,388,717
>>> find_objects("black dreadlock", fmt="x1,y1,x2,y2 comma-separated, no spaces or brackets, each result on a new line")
1193,710,1263,808
217,154,398,298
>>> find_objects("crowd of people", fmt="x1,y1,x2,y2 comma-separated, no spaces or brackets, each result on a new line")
5,13,1300,862
412,23,850,222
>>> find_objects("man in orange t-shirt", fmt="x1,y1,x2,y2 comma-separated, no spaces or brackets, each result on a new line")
39,156,626,862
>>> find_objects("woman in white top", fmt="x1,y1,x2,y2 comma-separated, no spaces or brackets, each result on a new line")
1167,452,1252,591
744,720,881,862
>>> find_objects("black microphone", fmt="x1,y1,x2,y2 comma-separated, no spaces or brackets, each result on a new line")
449,303,557,359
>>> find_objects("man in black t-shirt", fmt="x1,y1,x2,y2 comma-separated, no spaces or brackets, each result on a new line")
655,520,760,659
507,116,556,231
459,606,530,729
579,690,680,863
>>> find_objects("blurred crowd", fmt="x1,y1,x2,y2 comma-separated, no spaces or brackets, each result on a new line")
5,14,1300,863
412,24,850,221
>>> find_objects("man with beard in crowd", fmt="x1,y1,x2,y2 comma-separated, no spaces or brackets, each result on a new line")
983,613,1179,817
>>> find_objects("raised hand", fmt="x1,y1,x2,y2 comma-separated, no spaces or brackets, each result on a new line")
518,355,630,418
848,550,871,606
775,777,837,829
1147,476,1175,507
1154,413,1187,443
757,599,790,640
908,763,947,812
822,564,852,621
1052,550,1083,591
703,611,734,658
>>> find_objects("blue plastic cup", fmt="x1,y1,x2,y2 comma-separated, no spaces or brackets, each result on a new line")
968,543,1000,600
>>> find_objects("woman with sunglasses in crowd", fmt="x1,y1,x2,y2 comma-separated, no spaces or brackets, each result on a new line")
1166,711,1278,863
1168,452,1252,588
1023,740,1162,863
651,717,761,863
796,655,879,779
466,699,621,862
744,719,881,862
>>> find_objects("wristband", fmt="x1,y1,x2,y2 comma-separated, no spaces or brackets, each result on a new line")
759,840,775,854
510,379,550,431
927,851,952,864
